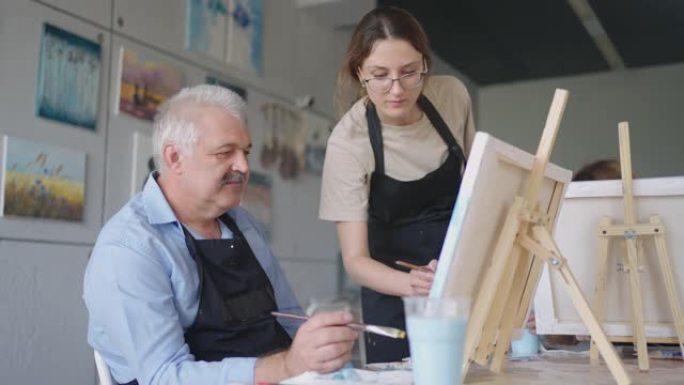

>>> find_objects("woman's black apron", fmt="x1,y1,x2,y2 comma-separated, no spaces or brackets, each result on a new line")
362,94,465,363
123,214,291,385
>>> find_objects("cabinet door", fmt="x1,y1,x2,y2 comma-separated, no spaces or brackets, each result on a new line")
0,240,95,385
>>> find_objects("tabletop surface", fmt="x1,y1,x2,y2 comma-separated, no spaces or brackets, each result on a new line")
465,356,684,385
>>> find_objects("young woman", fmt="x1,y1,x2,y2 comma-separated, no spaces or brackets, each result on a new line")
319,6,476,363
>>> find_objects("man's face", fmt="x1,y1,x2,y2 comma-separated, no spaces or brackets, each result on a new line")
178,106,252,213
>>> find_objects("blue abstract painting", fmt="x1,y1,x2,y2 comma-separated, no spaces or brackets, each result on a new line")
36,23,101,130
186,0,262,75
227,0,263,75
186,0,229,61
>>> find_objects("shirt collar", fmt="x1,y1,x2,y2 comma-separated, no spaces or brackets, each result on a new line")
141,171,181,227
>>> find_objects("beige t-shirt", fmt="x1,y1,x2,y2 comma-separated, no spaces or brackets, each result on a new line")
319,75,476,222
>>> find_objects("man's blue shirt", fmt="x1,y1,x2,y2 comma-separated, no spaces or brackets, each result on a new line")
83,175,302,385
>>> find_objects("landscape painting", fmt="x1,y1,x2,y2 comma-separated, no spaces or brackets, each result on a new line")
36,23,101,130
1,136,86,221
118,47,185,121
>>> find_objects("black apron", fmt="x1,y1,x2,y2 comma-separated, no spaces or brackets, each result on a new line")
123,214,291,385
362,94,465,363
182,213,292,360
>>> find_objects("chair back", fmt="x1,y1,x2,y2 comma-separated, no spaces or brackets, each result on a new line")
94,350,114,385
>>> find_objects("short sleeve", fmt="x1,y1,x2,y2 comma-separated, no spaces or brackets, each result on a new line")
462,91,476,157
318,135,370,222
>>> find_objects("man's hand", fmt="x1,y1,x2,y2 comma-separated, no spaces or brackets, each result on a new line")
407,259,438,296
284,311,359,375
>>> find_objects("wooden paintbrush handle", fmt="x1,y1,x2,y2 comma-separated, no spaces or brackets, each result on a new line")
395,260,431,272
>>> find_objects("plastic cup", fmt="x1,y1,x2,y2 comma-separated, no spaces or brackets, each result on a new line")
510,328,540,357
404,296,470,385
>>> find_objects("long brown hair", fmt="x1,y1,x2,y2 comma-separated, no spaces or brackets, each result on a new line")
335,6,432,117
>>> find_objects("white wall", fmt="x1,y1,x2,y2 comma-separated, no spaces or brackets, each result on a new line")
477,63,684,178
0,1,358,383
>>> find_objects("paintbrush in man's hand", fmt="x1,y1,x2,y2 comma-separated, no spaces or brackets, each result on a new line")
271,311,406,339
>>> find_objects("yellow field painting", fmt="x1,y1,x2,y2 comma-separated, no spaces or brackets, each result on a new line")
3,171,84,221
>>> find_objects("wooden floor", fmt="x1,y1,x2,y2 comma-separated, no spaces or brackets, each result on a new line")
466,356,684,385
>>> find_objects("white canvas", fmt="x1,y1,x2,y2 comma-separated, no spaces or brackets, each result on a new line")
431,132,572,300
535,177,684,337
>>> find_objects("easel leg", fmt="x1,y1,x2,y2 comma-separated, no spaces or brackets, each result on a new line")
492,190,565,372
651,215,684,359
591,217,613,365
473,248,522,366
491,252,542,372
462,198,524,376
533,226,631,385
624,237,649,371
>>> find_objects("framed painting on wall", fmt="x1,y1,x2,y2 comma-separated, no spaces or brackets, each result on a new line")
186,0,229,61
36,23,101,130
117,47,185,122
1,135,86,221
226,0,263,75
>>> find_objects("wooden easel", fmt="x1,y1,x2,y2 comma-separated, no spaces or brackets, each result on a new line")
461,90,631,385
589,122,684,371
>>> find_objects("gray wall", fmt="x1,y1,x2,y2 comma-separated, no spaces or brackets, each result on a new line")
0,1,372,383
477,63,684,177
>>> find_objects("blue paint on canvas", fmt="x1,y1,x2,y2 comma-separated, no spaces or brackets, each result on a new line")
36,23,101,130
187,0,229,60
246,0,262,75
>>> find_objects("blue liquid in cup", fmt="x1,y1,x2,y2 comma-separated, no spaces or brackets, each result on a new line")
407,317,467,385
510,329,540,357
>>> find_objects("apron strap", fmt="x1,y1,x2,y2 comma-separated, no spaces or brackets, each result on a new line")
365,101,386,175
417,94,466,166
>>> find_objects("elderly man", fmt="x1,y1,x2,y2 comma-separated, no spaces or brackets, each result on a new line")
83,85,357,385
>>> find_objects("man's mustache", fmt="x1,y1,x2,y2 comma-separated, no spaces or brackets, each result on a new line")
221,171,246,185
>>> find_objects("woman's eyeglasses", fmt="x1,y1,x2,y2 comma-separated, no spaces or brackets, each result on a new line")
361,71,427,94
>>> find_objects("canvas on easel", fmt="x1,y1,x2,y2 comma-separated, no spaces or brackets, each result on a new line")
431,90,631,385
535,123,684,371
535,176,684,338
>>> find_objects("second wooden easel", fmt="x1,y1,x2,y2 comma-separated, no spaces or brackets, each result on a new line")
460,90,631,385
589,122,684,371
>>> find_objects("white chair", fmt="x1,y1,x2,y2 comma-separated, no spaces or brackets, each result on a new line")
94,350,114,385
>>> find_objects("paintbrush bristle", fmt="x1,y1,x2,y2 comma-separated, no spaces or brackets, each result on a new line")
365,325,406,339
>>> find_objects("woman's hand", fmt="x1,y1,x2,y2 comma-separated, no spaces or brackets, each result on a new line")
407,259,438,296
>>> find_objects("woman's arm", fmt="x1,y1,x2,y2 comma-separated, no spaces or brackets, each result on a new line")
337,221,436,296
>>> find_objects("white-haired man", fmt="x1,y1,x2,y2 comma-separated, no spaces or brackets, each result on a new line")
83,85,357,385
